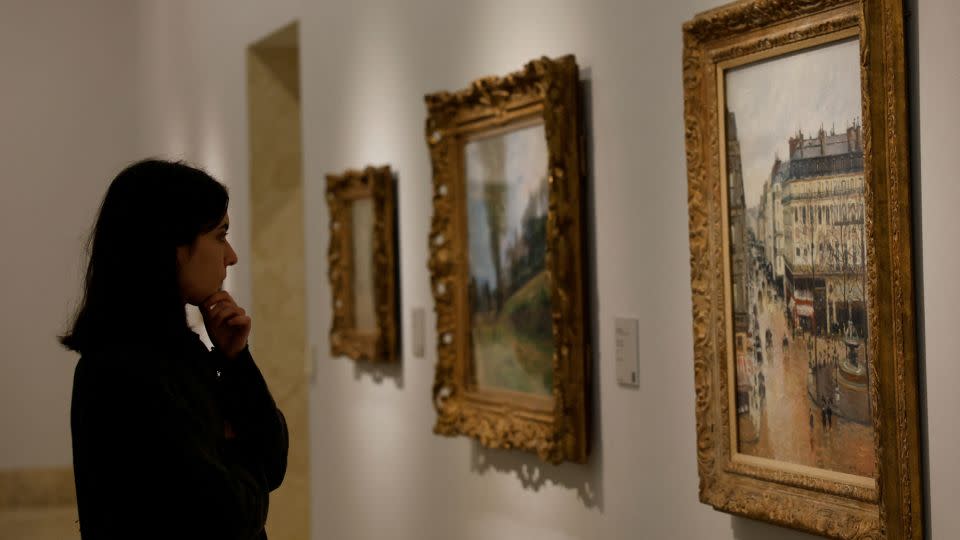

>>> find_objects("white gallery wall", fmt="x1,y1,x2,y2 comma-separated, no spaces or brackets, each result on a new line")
0,1,140,468
2,0,959,539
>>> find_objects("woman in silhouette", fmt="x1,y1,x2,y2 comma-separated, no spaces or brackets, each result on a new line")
63,159,288,539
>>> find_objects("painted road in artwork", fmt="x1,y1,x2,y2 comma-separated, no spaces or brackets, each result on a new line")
465,122,553,397
735,280,874,478
725,37,875,478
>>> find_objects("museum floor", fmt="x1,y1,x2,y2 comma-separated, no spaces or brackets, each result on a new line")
0,505,79,539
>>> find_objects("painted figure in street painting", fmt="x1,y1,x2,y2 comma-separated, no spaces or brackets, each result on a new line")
465,122,553,397
724,39,875,478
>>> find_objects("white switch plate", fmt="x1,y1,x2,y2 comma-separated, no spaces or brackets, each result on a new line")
615,317,640,387
412,307,426,358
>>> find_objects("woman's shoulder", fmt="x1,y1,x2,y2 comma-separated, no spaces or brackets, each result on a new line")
74,341,180,389
73,347,195,422
77,330,211,383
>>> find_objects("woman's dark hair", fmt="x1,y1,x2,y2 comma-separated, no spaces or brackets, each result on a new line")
61,159,229,354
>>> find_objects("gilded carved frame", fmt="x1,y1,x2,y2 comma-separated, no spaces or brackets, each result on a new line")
424,56,589,464
327,166,398,363
682,1,921,538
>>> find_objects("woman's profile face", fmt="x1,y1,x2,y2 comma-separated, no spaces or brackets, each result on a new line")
177,215,238,305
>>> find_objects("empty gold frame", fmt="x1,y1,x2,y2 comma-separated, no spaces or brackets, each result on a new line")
327,166,398,363
425,55,589,464
682,0,922,537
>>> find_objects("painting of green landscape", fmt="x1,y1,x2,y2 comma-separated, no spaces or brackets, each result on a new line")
465,122,552,396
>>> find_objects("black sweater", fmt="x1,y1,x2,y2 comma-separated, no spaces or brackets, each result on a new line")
70,331,288,539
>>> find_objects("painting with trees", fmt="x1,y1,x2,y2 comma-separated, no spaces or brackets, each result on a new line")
465,123,552,396
425,55,589,463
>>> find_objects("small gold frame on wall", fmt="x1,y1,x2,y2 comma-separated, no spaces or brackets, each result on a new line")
424,55,589,464
326,165,398,363
682,0,922,538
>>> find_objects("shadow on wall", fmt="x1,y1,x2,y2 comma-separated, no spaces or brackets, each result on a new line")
353,359,404,389
470,441,603,511
467,70,604,513
731,516,823,540
903,0,932,534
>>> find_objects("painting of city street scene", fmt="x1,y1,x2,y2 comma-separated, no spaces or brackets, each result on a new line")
723,38,875,479
465,122,552,397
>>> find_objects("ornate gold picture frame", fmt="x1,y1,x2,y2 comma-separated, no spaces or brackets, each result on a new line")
424,55,589,464
682,1,921,537
326,165,398,363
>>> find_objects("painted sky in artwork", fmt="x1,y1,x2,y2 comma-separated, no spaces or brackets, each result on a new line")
725,38,861,209
465,123,548,288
